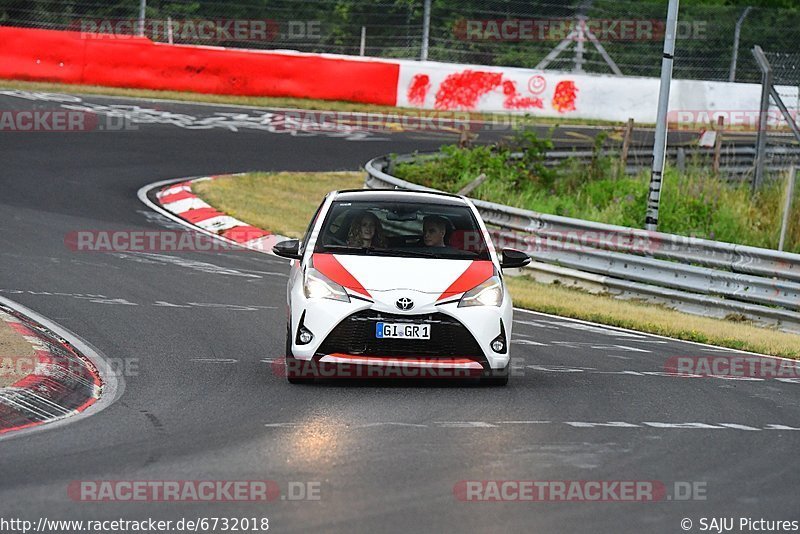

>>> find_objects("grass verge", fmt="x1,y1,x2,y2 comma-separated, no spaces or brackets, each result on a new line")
193,171,800,358
0,79,628,128
0,316,36,388
192,171,364,239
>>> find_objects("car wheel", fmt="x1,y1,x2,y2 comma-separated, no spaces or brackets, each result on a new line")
285,322,314,384
481,364,509,386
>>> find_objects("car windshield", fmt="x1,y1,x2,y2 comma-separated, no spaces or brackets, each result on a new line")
313,199,491,260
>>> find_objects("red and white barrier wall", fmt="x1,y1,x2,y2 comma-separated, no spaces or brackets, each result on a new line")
0,26,399,105
1,26,796,124
395,59,799,123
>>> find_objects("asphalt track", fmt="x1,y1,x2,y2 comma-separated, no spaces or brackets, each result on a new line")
0,91,798,533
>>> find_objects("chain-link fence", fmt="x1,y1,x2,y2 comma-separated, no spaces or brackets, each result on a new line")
1,0,799,84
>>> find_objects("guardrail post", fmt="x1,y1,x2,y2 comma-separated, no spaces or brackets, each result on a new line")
779,166,796,251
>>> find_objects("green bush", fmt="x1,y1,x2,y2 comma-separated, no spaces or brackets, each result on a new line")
394,131,800,252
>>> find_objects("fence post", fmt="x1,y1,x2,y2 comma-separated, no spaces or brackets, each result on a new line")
420,0,431,61
137,0,146,37
752,45,772,193
728,6,752,82
713,116,724,175
574,16,586,73
620,118,634,174
779,166,796,251
645,0,680,232
360,26,366,56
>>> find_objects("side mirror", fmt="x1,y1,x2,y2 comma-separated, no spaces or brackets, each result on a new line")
273,239,302,260
500,248,531,269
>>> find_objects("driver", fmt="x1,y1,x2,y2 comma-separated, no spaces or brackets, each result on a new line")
347,211,387,248
422,215,450,247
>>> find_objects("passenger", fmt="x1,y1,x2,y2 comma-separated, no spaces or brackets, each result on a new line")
347,211,387,248
422,215,450,247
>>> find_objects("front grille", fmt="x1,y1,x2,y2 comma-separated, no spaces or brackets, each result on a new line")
317,310,486,362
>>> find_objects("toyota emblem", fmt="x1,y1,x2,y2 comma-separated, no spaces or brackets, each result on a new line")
396,297,414,310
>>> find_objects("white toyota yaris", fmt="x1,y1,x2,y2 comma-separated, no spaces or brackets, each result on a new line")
273,189,530,385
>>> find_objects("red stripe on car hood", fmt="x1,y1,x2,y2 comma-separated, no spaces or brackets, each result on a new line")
312,253,371,298
437,260,494,301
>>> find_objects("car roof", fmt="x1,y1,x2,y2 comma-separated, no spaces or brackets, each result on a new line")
332,189,468,206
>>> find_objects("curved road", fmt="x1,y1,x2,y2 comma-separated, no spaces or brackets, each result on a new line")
1,91,798,533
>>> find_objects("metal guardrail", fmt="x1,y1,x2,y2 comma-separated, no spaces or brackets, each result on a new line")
543,145,800,176
383,145,800,179
365,153,800,331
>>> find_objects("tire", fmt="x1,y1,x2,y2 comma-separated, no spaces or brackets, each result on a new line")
285,322,314,384
481,364,509,386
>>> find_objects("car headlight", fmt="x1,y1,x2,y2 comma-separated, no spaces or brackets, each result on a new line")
458,276,502,307
303,268,350,302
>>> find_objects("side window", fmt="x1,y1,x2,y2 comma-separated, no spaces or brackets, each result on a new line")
300,201,325,254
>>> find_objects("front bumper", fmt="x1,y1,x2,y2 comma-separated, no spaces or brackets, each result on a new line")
290,296,513,370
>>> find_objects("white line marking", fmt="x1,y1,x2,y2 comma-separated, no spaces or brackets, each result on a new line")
356,422,427,428
497,420,551,424
643,422,724,429
539,320,646,338
565,421,641,428
516,308,794,362
611,345,651,353
262,420,800,432
433,421,498,428
718,423,761,431
513,320,559,330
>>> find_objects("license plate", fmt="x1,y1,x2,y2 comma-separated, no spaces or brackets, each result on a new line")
375,322,430,340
